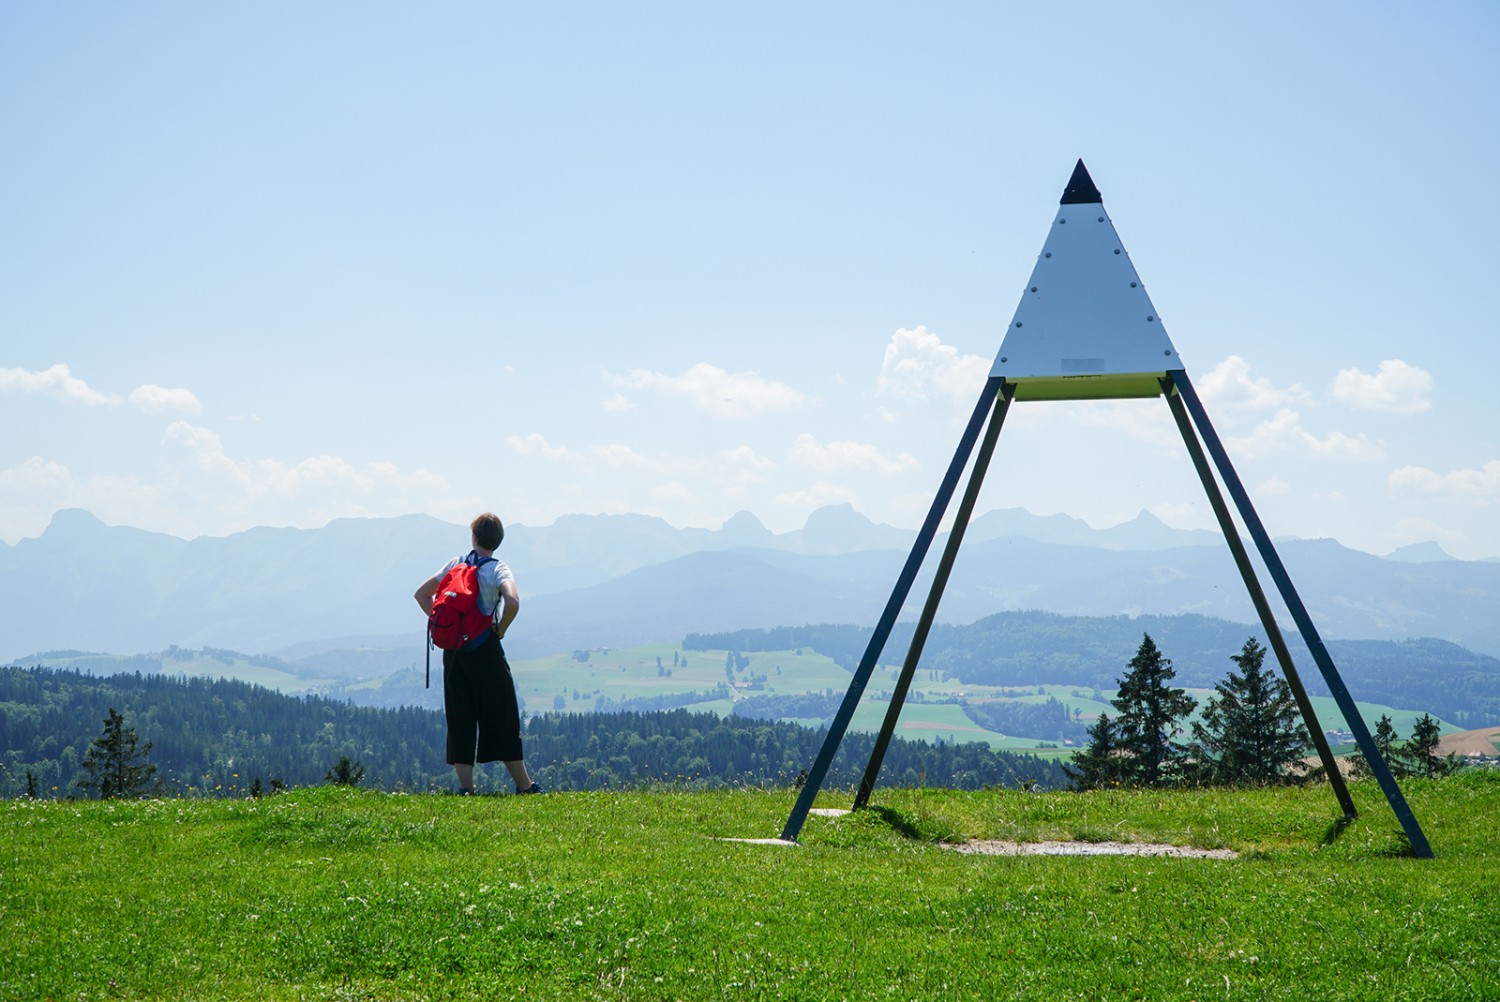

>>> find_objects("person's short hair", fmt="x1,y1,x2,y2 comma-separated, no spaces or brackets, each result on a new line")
471,512,504,551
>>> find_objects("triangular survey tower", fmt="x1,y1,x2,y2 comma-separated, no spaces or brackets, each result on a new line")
995,160,1180,399
780,161,1433,859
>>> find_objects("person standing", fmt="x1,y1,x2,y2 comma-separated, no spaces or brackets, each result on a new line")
414,512,542,795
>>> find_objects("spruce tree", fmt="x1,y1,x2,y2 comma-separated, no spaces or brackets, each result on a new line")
1190,637,1311,785
1405,713,1459,778
1110,634,1196,786
77,707,158,799
1064,712,1127,791
325,755,365,786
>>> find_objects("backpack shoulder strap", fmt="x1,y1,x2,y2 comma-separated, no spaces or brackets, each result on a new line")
466,551,502,616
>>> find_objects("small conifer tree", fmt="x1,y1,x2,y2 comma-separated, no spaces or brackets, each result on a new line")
1405,713,1460,778
1064,712,1127,791
325,755,365,786
1353,714,1404,778
1190,637,1311,785
77,707,158,799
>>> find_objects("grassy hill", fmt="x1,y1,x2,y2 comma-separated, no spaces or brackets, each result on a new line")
3,776,1495,1000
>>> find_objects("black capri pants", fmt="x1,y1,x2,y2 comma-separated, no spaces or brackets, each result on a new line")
442,634,524,764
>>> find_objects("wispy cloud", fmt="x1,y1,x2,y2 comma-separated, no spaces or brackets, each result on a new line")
1226,408,1385,461
1330,359,1432,414
0,363,120,406
163,422,445,496
606,362,808,418
0,456,72,490
1389,460,1500,502
788,433,917,474
2,363,202,414
129,384,203,414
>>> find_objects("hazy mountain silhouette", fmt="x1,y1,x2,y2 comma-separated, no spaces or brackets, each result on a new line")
5,505,1500,663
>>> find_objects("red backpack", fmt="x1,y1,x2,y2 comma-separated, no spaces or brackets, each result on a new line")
426,553,497,686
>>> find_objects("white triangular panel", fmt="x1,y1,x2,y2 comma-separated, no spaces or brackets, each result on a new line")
991,191,1182,401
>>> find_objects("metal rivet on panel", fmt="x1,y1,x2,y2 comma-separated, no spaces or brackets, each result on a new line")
1015,322,1023,328
1000,356,1008,363
1097,217,1104,222
1030,286,1037,293
1130,282,1138,288
1164,350,1172,356
1059,218,1066,224
1114,249,1121,255
1147,316,1155,322
1044,252,1052,258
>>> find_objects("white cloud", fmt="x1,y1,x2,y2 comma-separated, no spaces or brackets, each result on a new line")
1255,476,1291,497
1,364,205,416
1389,460,1500,502
721,445,775,476
606,362,808,418
877,326,989,405
1330,359,1433,414
163,421,445,497
0,363,120,406
601,394,632,412
1197,355,1311,412
505,434,661,471
591,443,657,470
129,384,203,414
164,422,242,481
788,433,917,475
1226,408,1386,461
0,456,72,490
506,433,578,462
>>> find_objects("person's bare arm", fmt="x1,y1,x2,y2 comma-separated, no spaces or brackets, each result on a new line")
495,579,520,638
414,577,439,616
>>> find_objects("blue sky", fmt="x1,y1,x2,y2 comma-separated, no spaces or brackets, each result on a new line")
3,2,1499,558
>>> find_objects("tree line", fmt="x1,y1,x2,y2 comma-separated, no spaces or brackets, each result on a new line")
0,666,1066,798
1065,634,1461,791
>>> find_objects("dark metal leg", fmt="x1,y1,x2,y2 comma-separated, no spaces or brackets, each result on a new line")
1160,378,1357,818
853,383,1014,810
1168,370,1432,858
779,377,1004,842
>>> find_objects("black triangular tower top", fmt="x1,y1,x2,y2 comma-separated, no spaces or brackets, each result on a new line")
1059,159,1102,205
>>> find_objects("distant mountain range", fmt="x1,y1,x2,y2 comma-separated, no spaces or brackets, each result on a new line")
3,504,1497,668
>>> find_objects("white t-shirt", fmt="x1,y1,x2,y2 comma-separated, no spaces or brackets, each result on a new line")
437,554,515,620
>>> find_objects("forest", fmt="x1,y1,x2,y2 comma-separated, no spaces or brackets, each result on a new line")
0,666,1066,798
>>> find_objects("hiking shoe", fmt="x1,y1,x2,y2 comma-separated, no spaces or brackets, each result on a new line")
457,787,476,796
517,782,544,795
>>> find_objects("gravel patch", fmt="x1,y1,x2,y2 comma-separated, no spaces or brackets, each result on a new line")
945,840,1237,859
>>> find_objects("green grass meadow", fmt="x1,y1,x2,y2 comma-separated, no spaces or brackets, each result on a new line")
3,773,1497,1001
